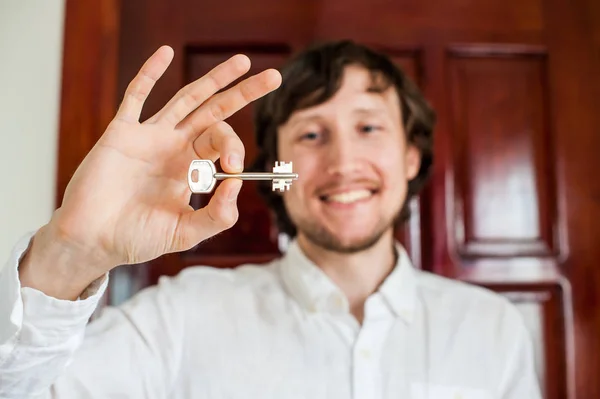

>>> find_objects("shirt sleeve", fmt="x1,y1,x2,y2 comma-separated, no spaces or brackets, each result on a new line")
0,232,186,399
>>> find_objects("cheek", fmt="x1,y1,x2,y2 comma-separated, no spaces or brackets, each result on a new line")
293,164,319,199
372,148,412,196
277,137,312,171
279,140,322,182
277,142,291,162
375,146,406,175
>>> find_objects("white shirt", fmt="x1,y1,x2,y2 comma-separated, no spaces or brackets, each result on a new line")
0,231,542,399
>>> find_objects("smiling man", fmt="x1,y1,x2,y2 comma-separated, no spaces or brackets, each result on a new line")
0,41,541,398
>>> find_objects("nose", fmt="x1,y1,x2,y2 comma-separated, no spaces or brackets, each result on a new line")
325,131,361,176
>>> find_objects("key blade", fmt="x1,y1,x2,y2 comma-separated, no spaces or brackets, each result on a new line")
188,160,217,193
214,172,298,180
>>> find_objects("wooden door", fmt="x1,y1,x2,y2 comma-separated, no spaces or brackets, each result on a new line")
57,0,600,398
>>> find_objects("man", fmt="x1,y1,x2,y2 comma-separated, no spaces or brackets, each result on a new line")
0,41,541,398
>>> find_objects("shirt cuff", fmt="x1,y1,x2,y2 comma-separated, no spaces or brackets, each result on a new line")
0,231,109,360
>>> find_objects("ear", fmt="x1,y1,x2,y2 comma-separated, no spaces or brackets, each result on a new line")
405,144,421,180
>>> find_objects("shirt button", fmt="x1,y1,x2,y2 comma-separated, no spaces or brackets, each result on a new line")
359,349,371,359
328,295,345,312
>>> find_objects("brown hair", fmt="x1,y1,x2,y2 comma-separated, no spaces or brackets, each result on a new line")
250,40,436,237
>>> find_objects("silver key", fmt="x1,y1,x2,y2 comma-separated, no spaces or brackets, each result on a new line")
187,159,299,194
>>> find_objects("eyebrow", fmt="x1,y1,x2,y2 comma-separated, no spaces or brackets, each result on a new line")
352,106,387,117
285,114,323,130
288,106,387,127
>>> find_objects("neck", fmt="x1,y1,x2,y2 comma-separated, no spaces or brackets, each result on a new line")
297,230,397,321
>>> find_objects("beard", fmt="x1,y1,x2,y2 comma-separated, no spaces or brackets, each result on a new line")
292,210,399,254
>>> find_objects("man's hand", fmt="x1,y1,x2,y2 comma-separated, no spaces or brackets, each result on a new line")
18,45,282,299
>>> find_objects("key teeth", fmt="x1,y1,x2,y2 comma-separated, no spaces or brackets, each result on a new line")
273,161,293,174
273,179,293,192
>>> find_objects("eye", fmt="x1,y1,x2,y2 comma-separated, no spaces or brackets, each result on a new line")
360,124,381,133
299,131,320,141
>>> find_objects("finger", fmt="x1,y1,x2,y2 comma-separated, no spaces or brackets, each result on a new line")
179,68,282,137
151,54,251,126
193,121,245,173
116,45,174,123
173,178,243,251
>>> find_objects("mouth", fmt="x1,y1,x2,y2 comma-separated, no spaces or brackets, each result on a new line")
319,188,377,205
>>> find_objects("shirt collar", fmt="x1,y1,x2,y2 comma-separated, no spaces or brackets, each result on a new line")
377,243,417,323
278,240,417,324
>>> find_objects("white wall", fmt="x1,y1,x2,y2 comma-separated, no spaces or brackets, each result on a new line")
0,0,66,266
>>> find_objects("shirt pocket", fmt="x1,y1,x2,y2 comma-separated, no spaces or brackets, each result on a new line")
410,382,494,399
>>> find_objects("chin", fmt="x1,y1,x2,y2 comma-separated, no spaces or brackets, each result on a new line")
333,237,381,253
300,223,391,254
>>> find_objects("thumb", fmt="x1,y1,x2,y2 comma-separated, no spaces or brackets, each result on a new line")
174,179,242,252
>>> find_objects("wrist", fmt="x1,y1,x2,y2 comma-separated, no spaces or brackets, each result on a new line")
18,223,114,301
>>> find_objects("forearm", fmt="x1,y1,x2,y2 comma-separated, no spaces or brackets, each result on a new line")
0,231,109,397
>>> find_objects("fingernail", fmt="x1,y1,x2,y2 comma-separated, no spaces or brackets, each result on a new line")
228,154,242,171
228,181,242,201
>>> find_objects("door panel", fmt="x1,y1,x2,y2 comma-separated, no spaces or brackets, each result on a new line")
447,49,558,258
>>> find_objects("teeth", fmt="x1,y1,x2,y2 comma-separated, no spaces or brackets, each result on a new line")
327,189,372,204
